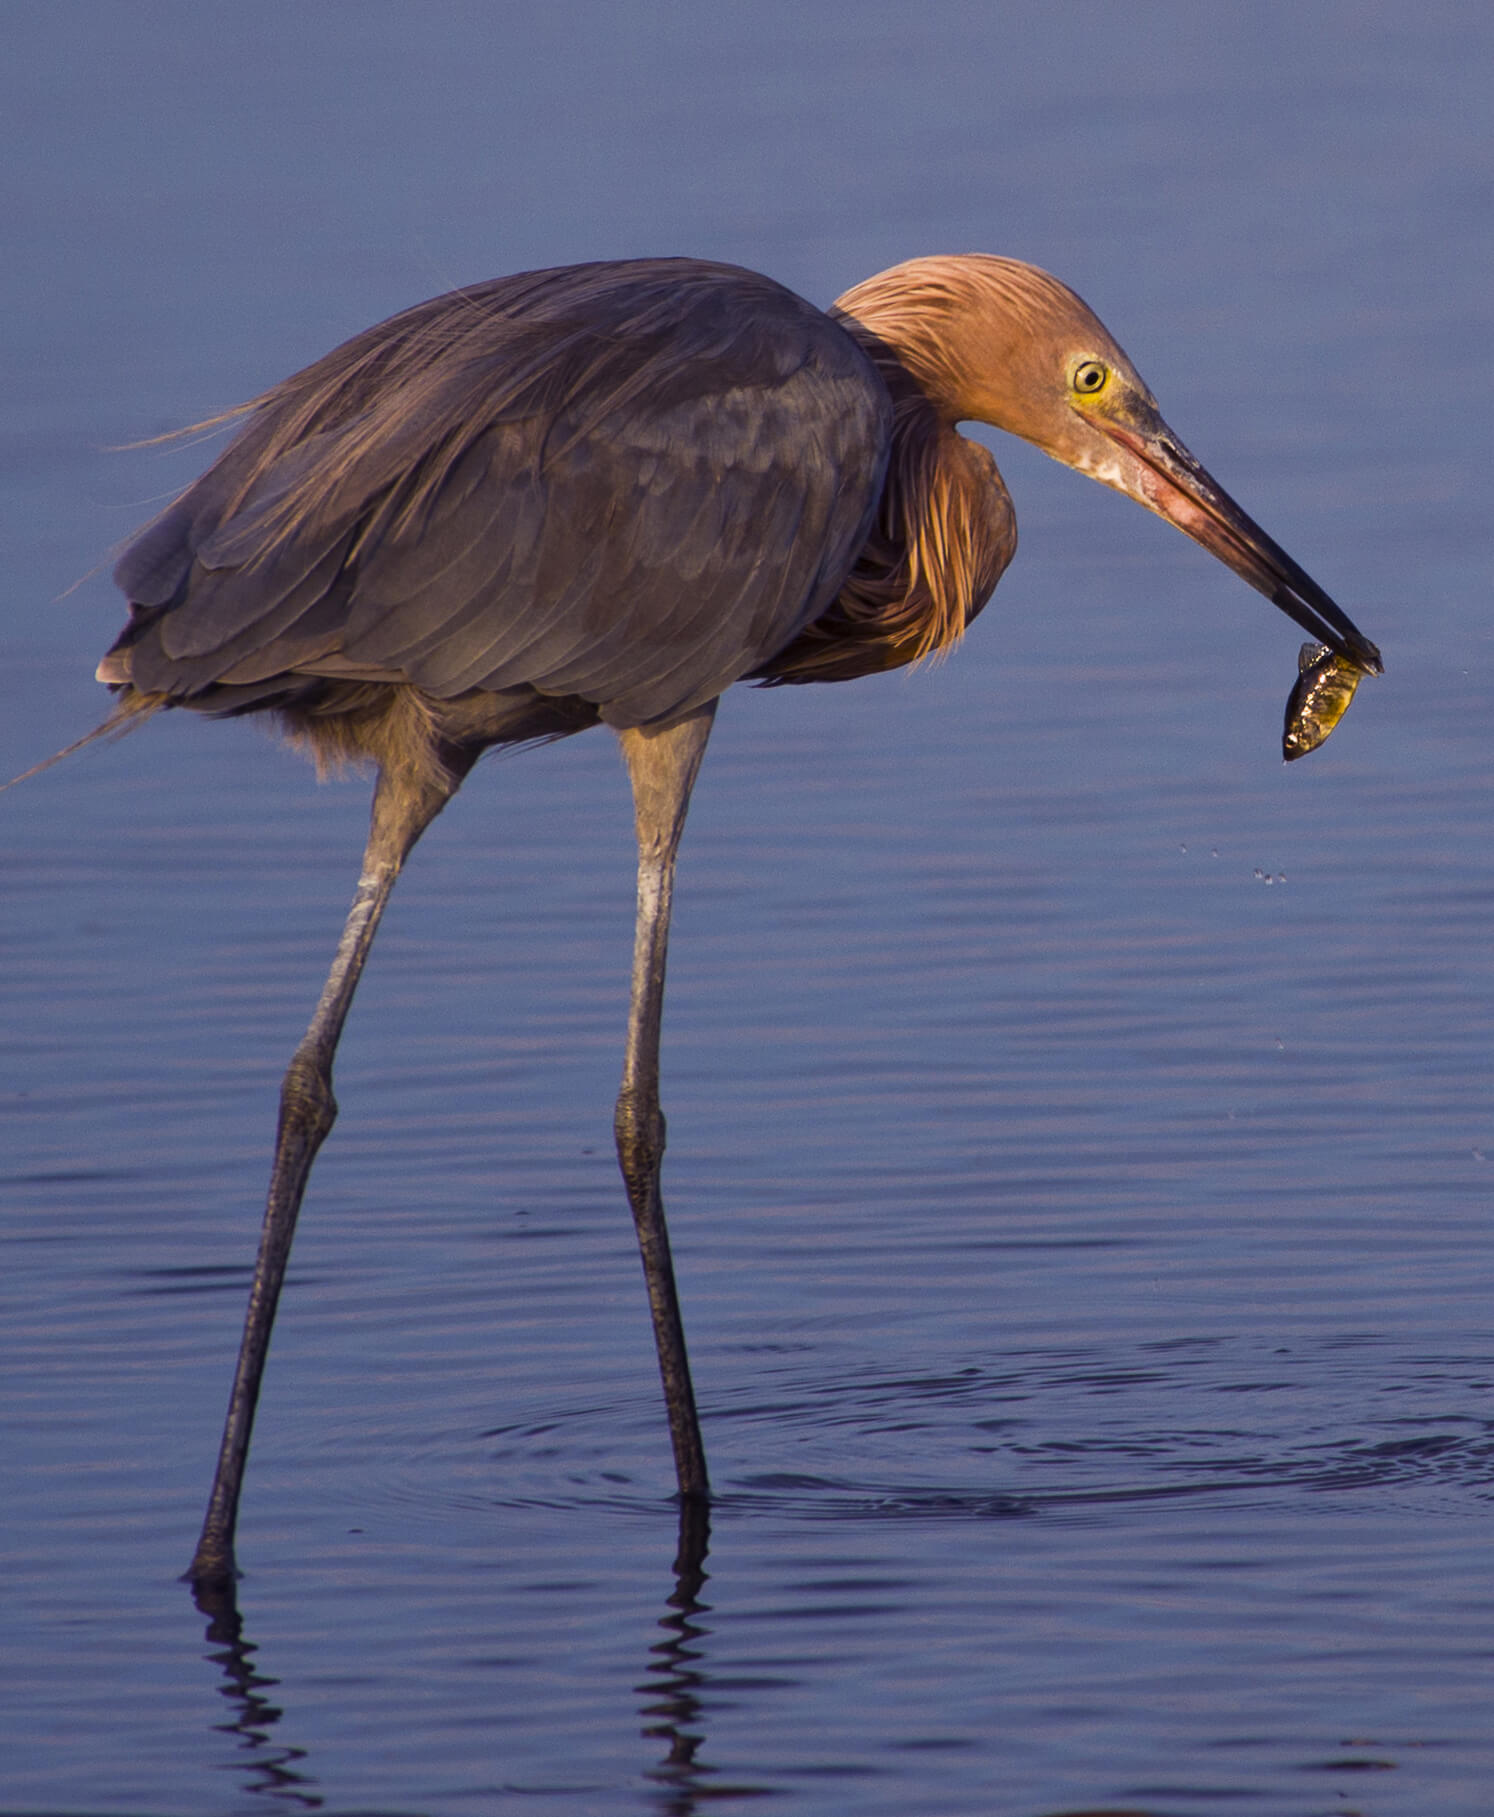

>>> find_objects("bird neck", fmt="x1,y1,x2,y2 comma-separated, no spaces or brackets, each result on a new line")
831,290,970,428
753,342,1014,688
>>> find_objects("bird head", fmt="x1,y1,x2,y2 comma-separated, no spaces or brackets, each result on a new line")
835,255,1382,675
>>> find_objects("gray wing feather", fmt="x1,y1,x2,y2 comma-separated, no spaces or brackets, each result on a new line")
108,260,892,726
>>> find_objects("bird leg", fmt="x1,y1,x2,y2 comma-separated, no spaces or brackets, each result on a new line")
186,761,461,1586
615,703,717,1501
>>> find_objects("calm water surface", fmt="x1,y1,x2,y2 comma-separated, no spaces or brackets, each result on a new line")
4,6,1492,1814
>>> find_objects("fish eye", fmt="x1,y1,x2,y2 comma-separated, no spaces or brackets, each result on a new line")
1072,359,1109,395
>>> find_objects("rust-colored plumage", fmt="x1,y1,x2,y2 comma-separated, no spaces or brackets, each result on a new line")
95,255,1380,1589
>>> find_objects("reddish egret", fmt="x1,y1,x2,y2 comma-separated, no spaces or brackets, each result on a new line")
96,255,1381,1585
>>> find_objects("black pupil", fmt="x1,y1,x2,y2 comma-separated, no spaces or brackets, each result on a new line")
1080,365,1101,390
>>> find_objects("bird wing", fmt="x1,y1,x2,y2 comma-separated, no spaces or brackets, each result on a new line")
110,261,892,727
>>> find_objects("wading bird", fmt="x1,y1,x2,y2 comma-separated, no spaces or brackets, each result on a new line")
96,255,1381,1586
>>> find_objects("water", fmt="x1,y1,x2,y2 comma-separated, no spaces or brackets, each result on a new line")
4,4,1492,1812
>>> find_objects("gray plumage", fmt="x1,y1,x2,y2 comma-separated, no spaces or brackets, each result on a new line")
107,260,893,732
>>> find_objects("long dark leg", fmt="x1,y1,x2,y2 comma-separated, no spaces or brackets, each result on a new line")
187,763,460,1586
615,703,716,1501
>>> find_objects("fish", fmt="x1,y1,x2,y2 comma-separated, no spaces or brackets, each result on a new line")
1283,641,1365,761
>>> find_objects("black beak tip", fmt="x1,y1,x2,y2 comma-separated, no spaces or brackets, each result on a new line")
1347,633,1384,677
1269,582,1382,677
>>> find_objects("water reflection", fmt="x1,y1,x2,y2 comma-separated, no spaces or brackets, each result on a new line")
187,1502,755,1816
192,1579,323,1809
636,1501,731,1812
174,1334,1490,1807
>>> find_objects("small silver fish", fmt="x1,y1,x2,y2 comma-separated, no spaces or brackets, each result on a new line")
1283,641,1364,761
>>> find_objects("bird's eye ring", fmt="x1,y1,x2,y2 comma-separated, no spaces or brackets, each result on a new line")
1073,360,1109,395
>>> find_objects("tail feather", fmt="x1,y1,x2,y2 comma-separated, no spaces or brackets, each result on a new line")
1,690,165,793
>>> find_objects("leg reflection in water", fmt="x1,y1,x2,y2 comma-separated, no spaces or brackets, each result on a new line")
191,1499,771,1812
191,1579,321,1810
637,1500,782,1812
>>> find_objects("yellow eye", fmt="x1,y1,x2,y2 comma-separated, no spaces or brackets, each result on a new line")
1072,360,1109,395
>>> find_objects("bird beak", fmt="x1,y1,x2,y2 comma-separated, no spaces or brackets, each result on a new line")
1097,402,1383,675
